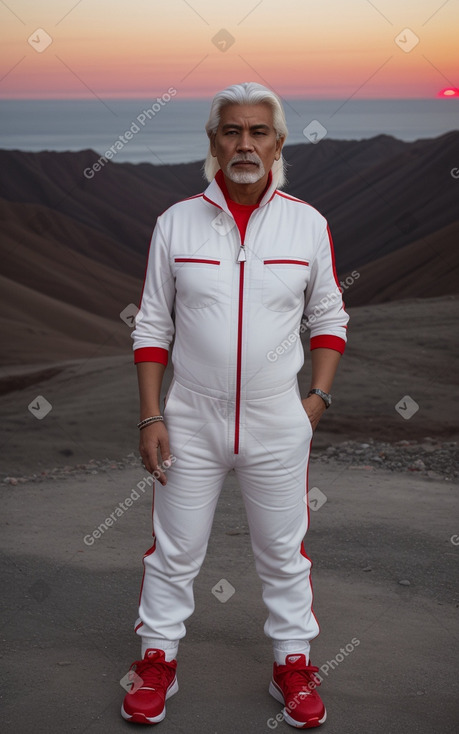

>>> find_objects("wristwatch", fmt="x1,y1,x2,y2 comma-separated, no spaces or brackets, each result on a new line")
307,388,332,409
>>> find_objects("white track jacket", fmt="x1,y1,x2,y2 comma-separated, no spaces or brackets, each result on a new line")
132,173,349,453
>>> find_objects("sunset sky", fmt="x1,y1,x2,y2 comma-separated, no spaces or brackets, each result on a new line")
0,0,457,99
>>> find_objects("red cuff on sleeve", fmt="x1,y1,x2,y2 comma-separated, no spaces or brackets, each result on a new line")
134,347,169,366
310,335,346,355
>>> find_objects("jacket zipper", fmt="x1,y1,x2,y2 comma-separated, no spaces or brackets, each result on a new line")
205,199,252,455
234,255,244,454
234,213,256,454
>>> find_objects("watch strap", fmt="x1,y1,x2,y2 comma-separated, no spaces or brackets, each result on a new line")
307,388,332,408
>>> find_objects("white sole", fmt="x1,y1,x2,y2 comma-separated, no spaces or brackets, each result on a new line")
269,680,327,728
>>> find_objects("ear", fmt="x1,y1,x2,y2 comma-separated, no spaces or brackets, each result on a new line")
274,135,285,160
210,133,217,158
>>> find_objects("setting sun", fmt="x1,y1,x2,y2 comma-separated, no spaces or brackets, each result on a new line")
438,88,459,97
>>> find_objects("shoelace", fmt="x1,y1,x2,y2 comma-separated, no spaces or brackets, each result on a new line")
130,656,176,692
277,663,322,697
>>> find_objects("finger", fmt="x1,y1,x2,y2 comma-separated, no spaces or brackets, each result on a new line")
145,444,168,485
141,453,168,486
139,443,160,479
152,461,168,486
157,433,172,467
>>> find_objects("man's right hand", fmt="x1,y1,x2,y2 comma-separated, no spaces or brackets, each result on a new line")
139,422,172,486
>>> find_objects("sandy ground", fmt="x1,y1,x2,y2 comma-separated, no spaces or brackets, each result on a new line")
0,463,457,734
1,297,458,479
0,296,458,732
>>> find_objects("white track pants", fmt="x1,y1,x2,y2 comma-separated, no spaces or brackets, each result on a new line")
135,378,320,648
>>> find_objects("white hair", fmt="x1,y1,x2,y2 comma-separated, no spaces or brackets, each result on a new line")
203,82,288,188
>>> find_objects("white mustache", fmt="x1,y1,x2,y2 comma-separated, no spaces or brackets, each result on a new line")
230,155,261,166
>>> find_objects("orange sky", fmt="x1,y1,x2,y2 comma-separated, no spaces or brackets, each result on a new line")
0,0,457,98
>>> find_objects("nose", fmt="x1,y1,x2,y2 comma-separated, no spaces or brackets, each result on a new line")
237,130,254,152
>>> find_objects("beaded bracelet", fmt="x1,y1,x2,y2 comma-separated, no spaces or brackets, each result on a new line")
137,415,164,430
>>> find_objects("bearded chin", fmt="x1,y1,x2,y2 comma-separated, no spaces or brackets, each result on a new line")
226,162,266,184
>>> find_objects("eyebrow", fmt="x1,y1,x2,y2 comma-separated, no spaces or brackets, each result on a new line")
221,123,272,131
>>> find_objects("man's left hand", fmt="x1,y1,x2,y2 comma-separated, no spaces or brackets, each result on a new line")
301,394,327,431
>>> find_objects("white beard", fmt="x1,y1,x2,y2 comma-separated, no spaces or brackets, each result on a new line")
225,155,266,184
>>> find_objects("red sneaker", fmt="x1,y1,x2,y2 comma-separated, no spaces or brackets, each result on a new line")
269,654,326,729
121,648,178,724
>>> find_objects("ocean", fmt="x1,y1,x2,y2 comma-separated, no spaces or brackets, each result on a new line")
1,98,457,165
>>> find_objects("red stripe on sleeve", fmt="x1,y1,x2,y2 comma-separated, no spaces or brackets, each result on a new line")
310,335,346,354
326,225,341,289
134,347,169,365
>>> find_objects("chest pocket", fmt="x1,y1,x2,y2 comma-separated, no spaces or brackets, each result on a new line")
262,258,310,312
174,257,221,309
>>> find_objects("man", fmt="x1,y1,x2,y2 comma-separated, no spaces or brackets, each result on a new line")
122,81,349,729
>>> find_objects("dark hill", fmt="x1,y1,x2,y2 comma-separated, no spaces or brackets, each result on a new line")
1,133,458,364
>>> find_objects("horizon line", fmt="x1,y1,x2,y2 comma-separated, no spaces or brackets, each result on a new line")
0,95,452,102
1,130,457,154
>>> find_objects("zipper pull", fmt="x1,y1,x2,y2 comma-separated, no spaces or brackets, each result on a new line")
237,245,246,263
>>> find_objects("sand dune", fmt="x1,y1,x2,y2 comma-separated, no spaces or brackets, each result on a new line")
2,132,457,274
2,199,143,310
1,133,458,366
0,274,132,364
283,132,459,271
343,221,459,305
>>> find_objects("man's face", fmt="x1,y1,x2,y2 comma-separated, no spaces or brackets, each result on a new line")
210,103,284,185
